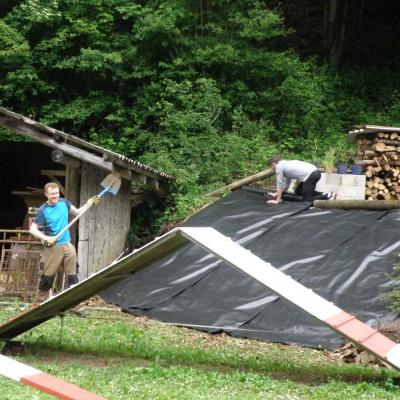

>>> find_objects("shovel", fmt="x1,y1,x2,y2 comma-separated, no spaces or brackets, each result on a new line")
46,173,121,246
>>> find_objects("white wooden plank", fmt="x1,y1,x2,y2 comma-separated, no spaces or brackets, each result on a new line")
0,354,40,380
180,227,342,321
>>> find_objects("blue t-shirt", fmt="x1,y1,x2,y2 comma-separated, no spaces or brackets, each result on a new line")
34,198,72,244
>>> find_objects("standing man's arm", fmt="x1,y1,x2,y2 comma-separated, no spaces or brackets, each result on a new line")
69,196,101,216
69,204,81,216
29,222,51,242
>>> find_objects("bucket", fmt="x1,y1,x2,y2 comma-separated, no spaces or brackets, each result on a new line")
351,164,363,175
336,162,348,174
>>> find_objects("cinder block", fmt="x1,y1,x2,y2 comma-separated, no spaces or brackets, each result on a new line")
337,186,366,200
318,173,327,185
315,184,339,193
325,173,342,185
354,175,366,186
315,172,366,200
341,174,356,186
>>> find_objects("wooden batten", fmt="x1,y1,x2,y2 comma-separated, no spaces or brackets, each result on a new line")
41,170,66,196
41,169,66,176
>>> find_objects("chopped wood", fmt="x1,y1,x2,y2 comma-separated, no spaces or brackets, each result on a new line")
356,130,400,200
383,163,391,172
371,142,386,152
374,138,400,146
364,150,377,157
358,159,400,166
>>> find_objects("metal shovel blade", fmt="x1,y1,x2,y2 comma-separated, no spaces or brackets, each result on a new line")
100,173,121,196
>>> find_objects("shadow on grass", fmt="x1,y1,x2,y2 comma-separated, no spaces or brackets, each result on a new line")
3,340,400,389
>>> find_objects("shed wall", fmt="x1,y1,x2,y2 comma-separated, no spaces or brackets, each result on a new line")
77,162,131,277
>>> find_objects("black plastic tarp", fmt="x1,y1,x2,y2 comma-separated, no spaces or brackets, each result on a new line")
101,188,400,349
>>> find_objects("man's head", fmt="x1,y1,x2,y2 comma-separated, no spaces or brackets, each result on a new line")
44,182,60,205
268,155,281,170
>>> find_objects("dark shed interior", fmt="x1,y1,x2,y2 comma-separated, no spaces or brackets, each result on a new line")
0,142,60,229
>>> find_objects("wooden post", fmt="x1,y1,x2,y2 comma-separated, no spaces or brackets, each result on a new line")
65,165,81,246
206,168,275,197
313,199,400,210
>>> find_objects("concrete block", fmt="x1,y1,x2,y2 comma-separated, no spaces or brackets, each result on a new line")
315,172,366,200
315,184,340,193
337,186,366,200
341,174,356,186
354,175,366,186
318,173,327,185
325,173,342,185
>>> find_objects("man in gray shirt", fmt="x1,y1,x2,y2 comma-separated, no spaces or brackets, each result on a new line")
267,155,333,204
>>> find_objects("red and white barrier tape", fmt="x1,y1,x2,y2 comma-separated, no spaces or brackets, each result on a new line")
0,354,105,400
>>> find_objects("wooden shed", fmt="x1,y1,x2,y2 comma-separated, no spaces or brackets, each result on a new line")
0,107,173,278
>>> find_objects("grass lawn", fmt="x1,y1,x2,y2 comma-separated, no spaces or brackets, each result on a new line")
0,299,399,399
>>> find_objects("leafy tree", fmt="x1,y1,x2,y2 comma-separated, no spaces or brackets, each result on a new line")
1,0,400,227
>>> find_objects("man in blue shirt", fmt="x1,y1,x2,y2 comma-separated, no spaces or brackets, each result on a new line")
30,182,98,304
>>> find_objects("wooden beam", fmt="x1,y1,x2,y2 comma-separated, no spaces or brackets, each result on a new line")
132,174,147,184
112,164,131,180
0,115,114,174
206,168,275,197
313,199,400,210
51,150,81,168
41,169,66,177
147,177,159,190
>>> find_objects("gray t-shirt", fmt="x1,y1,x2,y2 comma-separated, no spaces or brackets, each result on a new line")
275,160,317,189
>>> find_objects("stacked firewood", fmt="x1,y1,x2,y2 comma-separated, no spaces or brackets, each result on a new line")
358,132,400,200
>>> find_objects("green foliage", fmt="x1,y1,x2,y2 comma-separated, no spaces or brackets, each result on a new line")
1,0,400,230
0,128,29,142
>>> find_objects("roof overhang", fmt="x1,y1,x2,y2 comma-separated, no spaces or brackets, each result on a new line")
0,107,173,182
348,124,400,143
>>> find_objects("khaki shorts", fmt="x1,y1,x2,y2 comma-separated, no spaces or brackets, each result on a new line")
41,242,77,276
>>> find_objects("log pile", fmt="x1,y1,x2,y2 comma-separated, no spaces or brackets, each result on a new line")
357,132,400,200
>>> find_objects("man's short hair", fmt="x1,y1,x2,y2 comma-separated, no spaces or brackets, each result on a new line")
44,182,59,193
268,155,281,166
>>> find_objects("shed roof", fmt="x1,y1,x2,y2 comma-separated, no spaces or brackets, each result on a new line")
348,124,400,143
0,106,173,181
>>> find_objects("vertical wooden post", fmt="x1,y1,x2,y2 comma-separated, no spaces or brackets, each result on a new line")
65,164,81,246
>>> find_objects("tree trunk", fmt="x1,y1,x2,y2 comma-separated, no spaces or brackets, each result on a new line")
313,199,400,210
205,168,275,197
325,0,348,69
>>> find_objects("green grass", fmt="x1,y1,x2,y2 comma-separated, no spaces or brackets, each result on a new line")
0,301,399,399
